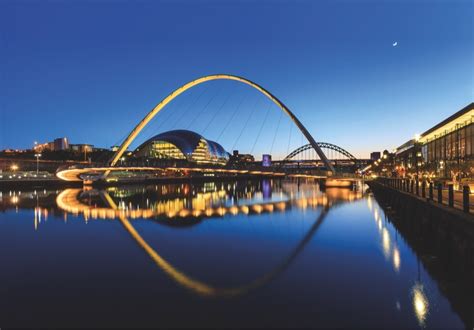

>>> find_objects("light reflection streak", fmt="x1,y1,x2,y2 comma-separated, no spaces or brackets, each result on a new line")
382,227,390,259
371,203,402,273
392,247,401,272
412,282,429,327
371,198,434,325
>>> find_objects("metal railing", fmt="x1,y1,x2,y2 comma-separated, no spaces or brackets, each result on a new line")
376,177,471,214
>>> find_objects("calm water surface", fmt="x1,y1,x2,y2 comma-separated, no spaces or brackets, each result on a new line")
0,179,465,327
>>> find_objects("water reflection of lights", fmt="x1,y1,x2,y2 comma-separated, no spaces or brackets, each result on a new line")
367,196,373,211
382,227,391,259
372,205,402,273
2,182,366,297
412,283,429,326
33,207,49,230
393,247,401,272
55,187,363,222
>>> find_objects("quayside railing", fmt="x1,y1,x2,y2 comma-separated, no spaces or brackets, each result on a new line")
375,177,472,214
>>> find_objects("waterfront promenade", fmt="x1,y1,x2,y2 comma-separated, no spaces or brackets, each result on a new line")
372,177,474,213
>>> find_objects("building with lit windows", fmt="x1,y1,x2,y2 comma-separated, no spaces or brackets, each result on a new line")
134,130,230,165
394,103,474,178
70,144,94,153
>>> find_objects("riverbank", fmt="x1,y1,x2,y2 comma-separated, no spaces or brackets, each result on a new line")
0,173,292,190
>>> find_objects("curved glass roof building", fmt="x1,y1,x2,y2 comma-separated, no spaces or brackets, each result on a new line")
134,130,229,165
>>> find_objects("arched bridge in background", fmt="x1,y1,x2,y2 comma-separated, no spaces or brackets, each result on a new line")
284,142,357,162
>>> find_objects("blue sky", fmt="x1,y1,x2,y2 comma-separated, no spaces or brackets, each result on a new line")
1,0,472,158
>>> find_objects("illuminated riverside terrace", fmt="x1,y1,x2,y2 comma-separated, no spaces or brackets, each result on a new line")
0,179,470,327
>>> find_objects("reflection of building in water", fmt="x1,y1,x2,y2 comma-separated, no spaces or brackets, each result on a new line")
261,179,273,199
3,180,364,228
0,190,56,230
55,180,364,222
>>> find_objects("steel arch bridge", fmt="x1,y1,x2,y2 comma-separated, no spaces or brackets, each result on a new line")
109,74,335,174
284,143,357,162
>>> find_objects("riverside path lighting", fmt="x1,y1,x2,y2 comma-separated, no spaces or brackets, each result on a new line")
35,153,42,174
11,164,18,172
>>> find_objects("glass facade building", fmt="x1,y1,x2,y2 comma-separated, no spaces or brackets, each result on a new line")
420,103,473,175
395,103,474,177
134,130,229,166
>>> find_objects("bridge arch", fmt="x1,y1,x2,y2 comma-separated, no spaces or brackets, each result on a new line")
284,142,357,161
110,74,335,174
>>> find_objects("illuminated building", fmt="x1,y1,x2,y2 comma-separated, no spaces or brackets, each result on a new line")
70,144,94,153
262,154,272,167
134,130,229,165
54,137,69,151
33,137,69,151
395,103,474,177
230,150,255,163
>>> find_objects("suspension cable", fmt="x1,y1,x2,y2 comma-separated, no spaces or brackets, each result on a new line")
215,93,247,142
286,122,293,159
231,96,261,152
185,84,223,130
202,89,234,135
270,110,283,158
170,84,208,129
250,102,272,155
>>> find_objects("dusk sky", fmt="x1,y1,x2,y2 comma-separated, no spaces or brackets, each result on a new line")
1,0,472,158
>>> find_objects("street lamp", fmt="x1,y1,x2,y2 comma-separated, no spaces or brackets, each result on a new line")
34,153,42,174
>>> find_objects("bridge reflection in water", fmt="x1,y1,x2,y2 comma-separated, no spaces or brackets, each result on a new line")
0,179,468,327
55,180,364,297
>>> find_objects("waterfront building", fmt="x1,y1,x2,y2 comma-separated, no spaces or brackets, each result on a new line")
370,152,381,161
230,150,255,163
33,137,69,152
262,154,272,167
54,137,69,151
394,102,474,178
70,144,94,153
134,130,229,165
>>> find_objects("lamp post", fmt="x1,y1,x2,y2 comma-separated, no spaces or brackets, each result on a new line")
413,134,422,180
35,153,42,174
